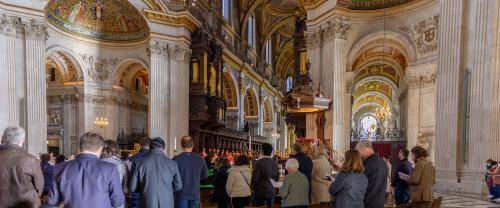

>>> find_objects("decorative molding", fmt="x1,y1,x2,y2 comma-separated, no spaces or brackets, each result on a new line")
79,54,118,81
148,41,191,61
399,15,439,55
406,73,436,89
143,9,200,32
0,14,47,39
47,93,148,112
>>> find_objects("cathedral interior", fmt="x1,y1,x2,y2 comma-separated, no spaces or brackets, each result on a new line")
0,0,499,206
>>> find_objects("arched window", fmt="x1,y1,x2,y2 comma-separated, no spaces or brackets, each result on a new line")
247,14,256,48
265,39,271,65
360,115,377,133
222,0,230,20
285,76,293,92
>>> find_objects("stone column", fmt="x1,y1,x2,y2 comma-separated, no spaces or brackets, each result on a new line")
148,39,171,151
489,1,500,162
320,17,350,152
168,43,190,156
435,0,465,192
24,19,48,155
0,15,24,137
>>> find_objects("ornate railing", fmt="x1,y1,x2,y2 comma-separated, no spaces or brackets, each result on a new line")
350,127,407,142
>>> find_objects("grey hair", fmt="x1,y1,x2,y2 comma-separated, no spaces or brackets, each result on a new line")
285,158,299,170
2,126,26,145
355,140,373,150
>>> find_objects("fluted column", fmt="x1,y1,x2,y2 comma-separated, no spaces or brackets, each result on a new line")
148,39,171,152
435,0,464,191
0,15,24,137
489,1,500,162
24,20,48,155
168,43,190,156
319,17,350,152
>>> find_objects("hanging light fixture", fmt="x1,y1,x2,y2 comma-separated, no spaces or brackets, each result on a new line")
94,71,109,128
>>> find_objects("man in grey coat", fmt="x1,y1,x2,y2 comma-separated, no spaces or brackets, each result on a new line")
130,137,183,208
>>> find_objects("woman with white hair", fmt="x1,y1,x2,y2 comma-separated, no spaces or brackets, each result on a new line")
280,158,310,208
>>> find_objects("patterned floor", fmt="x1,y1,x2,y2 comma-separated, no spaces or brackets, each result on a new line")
436,193,500,208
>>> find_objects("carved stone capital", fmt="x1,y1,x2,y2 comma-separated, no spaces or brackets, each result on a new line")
168,44,191,61
305,30,322,49
320,16,351,42
23,19,47,40
148,40,170,58
0,14,24,38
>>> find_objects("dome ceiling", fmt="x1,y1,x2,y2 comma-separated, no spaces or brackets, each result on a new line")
337,0,417,10
46,0,149,42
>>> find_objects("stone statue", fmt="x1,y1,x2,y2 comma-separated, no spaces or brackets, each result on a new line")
416,132,430,150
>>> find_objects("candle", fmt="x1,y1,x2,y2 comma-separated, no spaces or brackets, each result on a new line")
174,137,177,151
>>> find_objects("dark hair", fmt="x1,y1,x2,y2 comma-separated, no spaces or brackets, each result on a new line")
492,161,498,166
150,137,165,150
235,155,250,166
101,140,121,158
9,201,33,208
341,150,364,173
411,146,428,160
262,143,273,156
292,143,303,153
181,136,194,148
79,132,104,152
55,155,66,164
139,137,152,149
40,153,51,163
487,159,495,163
218,157,231,169
400,149,410,159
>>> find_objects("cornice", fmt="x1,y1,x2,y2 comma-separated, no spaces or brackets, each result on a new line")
143,9,201,33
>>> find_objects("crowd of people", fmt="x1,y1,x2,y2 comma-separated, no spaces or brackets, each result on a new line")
0,125,444,208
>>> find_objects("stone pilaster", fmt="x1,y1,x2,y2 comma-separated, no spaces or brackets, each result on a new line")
488,1,500,163
0,14,24,138
168,42,190,156
24,19,47,155
148,39,171,153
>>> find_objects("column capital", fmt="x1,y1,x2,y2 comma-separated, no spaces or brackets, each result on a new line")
0,14,24,38
319,15,351,42
168,44,191,61
24,19,47,40
148,40,170,58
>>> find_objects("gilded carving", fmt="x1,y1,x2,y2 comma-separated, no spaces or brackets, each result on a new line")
79,54,118,81
399,15,439,55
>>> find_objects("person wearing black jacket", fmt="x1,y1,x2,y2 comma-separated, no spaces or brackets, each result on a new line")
356,140,388,208
391,149,413,205
251,143,280,208
213,158,231,208
291,143,313,182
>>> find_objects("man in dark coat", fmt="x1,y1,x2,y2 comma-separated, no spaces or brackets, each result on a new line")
391,149,413,205
356,140,388,208
127,137,151,208
251,143,280,207
0,127,44,208
291,143,313,182
130,137,183,208
48,132,125,208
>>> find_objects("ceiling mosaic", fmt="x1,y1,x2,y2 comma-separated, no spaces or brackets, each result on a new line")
337,0,417,10
46,0,150,42
353,80,393,100
354,64,400,85
352,95,389,112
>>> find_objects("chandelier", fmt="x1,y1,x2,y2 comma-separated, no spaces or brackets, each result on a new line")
375,106,391,123
94,116,109,128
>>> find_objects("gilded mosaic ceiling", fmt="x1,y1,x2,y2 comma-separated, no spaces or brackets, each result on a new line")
337,0,417,10
46,0,149,42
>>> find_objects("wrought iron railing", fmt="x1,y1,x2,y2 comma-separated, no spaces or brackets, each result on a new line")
350,127,407,142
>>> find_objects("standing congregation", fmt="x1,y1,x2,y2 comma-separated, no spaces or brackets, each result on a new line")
0,126,443,208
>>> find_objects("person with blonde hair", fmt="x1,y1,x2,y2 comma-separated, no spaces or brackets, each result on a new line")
311,145,333,206
329,150,368,208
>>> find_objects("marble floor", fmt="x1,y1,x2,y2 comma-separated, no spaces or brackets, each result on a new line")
436,193,500,208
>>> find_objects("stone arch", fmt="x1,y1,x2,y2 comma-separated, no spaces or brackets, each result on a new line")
244,88,259,117
347,30,417,70
45,45,85,82
112,59,149,95
263,98,273,122
222,72,239,108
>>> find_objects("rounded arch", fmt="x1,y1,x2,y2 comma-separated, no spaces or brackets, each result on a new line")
45,46,85,82
222,72,239,108
244,88,259,117
347,30,417,70
111,58,149,83
112,59,149,95
263,98,273,122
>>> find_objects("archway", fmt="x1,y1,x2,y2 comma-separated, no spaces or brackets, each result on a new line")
46,51,83,155
222,72,239,129
243,89,259,135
